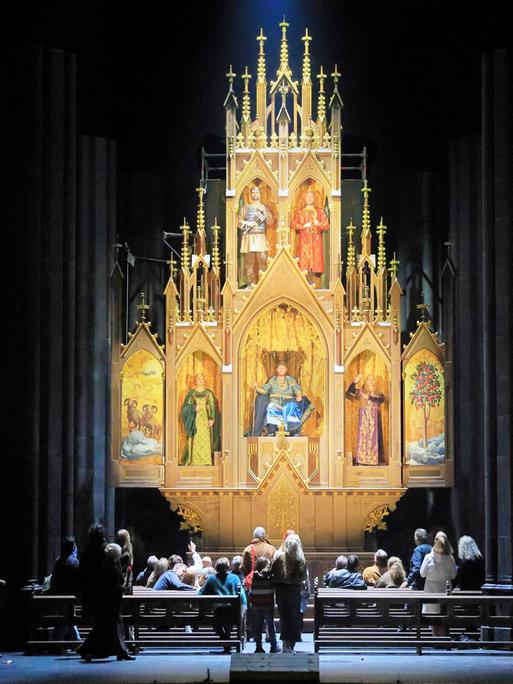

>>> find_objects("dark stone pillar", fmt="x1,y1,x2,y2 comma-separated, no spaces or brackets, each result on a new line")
482,49,513,592
448,136,485,542
75,135,117,544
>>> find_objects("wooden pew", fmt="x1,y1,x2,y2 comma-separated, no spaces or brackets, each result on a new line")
314,588,513,654
27,590,244,654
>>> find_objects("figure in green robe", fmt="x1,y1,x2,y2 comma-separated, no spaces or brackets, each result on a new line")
181,374,220,465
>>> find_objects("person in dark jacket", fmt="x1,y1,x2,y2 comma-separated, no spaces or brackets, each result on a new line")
324,554,367,590
153,561,196,591
78,524,107,619
135,555,158,586
401,528,432,589
249,557,280,653
199,557,247,653
49,537,79,595
454,535,485,640
454,536,485,590
48,537,80,646
77,543,135,661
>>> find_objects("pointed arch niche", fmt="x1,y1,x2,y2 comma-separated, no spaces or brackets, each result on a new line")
176,350,222,466
239,301,327,438
236,177,278,288
290,177,331,288
344,348,390,467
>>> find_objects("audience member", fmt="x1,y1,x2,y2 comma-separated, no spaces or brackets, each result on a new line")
231,555,243,577
375,556,406,588
420,531,457,636
48,536,80,646
49,537,79,596
116,529,134,595
454,536,485,590
77,543,135,661
242,527,276,577
153,561,196,591
401,528,432,589
249,556,280,653
271,533,307,653
324,554,367,590
199,557,247,653
135,555,158,586
323,555,348,586
363,549,388,586
146,557,169,588
78,524,108,619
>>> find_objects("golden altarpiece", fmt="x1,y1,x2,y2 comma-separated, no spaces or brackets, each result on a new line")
111,22,453,551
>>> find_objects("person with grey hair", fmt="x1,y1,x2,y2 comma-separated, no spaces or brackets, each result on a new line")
78,542,135,661
401,528,432,589
241,527,276,577
454,536,485,590
135,555,158,586
363,549,388,586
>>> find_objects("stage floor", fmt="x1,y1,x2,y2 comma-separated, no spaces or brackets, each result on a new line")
2,636,513,683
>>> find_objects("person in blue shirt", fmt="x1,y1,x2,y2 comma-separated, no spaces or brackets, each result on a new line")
199,557,246,653
401,528,432,589
153,562,196,591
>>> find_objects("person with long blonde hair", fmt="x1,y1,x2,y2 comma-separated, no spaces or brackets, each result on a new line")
271,533,307,653
420,531,457,636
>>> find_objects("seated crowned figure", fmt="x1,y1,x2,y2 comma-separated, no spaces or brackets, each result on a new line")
250,363,314,436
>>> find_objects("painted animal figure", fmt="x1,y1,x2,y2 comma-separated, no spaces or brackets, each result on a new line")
124,398,142,431
142,404,159,438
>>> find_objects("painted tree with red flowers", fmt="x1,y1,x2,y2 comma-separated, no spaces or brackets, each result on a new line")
409,361,443,448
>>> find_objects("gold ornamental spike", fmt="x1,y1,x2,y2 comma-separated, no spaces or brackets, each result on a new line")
180,218,191,272
226,64,236,86
302,28,312,80
317,66,327,119
389,252,400,280
376,217,387,271
257,29,267,80
279,17,291,78
329,64,344,109
211,218,221,272
136,291,150,323
346,219,356,271
241,66,252,120
194,187,208,257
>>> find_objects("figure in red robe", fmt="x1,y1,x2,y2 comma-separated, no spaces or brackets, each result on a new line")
291,189,329,281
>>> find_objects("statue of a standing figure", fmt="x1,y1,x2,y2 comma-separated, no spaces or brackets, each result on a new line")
291,188,329,284
238,184,270,286
345,373,385,465
181,374,220,465
250,363,314,436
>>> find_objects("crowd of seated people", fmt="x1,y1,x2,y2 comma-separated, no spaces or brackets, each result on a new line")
43,524,485,659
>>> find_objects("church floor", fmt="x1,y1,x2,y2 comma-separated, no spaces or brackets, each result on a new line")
1,636,512,683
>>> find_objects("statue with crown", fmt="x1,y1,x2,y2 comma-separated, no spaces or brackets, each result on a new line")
111,20,452,554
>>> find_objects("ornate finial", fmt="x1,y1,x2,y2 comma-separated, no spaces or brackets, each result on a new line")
389,252,400,280
302,28,312,80
241,66,252,120
317,66,327,120
279,17,290,69
376,217,387,270
180,217,191,272
346,219,356,270
169,254,177,281
211,218,221,272
416,292,430,322
329,64,344,110
226,65,236,86
196,186,206,230
136,291,150,322
257,29,267,80
361,180,372,237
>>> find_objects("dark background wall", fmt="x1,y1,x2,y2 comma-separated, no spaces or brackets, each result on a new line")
1,2,512,618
